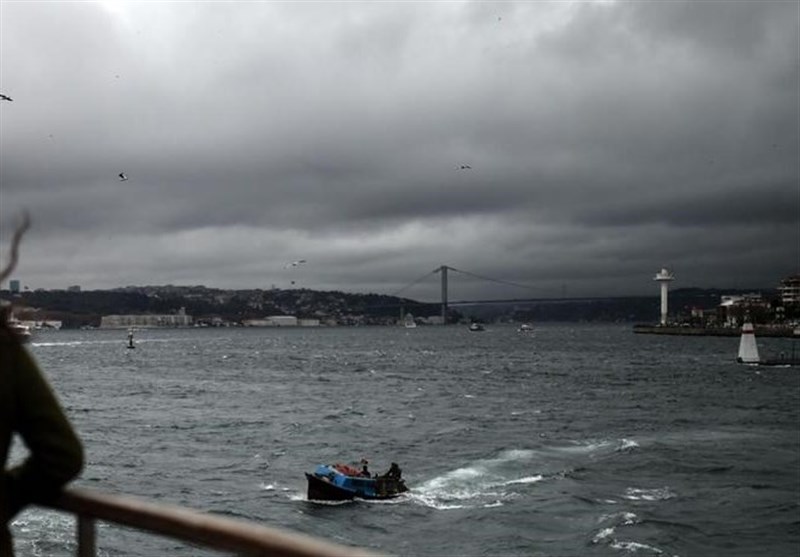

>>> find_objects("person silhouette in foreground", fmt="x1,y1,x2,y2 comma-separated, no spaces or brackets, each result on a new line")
1,214,84,556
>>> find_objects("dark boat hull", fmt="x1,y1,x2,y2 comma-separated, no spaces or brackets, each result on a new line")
305,471,408,501
306,473,357,501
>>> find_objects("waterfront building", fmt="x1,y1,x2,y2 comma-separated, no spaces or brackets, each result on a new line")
269,315,298,326
25,319,63,330
242,315,317,327
100,307,193,329
778,275,800,306
718,294,770,327
242,319,271,327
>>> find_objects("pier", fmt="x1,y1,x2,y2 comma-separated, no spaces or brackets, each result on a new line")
633,325,799,338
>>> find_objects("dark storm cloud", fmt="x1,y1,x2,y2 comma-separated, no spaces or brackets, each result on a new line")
577,180,799,227
1,1,797,297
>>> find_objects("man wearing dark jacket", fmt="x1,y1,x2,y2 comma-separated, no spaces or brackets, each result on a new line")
1,312,84,556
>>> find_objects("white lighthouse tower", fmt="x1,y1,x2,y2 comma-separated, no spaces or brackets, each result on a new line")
737,320,760,364
654,268,675,326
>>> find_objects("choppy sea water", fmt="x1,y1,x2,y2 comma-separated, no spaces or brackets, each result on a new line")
9,324,800,556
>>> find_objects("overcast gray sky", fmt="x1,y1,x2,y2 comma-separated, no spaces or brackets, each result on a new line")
1,0,798,301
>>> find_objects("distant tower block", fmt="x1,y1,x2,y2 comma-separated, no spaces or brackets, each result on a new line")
654,268,675,325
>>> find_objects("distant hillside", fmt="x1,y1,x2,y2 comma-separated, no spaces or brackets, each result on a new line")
1,286,446,328
0,285,782,328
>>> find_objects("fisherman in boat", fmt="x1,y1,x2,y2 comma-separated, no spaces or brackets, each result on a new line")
360,459,370,477
386,462,402,480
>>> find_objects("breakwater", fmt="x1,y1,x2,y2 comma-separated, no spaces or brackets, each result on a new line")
633,325,799,338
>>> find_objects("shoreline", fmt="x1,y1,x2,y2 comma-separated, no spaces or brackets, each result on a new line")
633,325,799,338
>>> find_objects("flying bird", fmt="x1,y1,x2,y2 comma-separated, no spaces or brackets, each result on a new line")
0,94,13,102
457,164,472,170
118,172,129,181
284,259,307,269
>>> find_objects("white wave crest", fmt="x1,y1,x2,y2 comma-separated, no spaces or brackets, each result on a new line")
617,438,640,451
623,487,675,501
408,494,467,510
610,540,664,554
593,527,615,543
599,511,640,526
503,475,544,485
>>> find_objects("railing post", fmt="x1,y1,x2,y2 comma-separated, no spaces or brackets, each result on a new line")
76,516,95,557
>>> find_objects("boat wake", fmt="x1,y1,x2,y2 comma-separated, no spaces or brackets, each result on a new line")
410,440,642,511
409,449,548,510
33,339,126,347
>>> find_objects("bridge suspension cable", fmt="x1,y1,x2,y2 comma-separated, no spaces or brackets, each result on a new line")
390,267,440,298
445,265,542,294
390,264,550,307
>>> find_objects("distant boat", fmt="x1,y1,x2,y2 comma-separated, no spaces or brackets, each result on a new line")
737,321,800,366
517,323,534,333
9,319,32,343
404,313,417,329
468,322,485,332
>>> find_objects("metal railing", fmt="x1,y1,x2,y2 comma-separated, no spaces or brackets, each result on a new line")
38,487,381,557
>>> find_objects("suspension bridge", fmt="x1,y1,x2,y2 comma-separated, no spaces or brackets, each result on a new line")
389,265,625,324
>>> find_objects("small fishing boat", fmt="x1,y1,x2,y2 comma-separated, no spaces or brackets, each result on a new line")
468,322,485,332
517,323,534,333
306,463,408,501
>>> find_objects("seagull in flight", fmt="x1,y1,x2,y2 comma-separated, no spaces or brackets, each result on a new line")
284,259,307,269
118,172,129,181
0,94,13,102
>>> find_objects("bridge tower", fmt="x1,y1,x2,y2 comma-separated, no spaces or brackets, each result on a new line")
440,265,448,325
